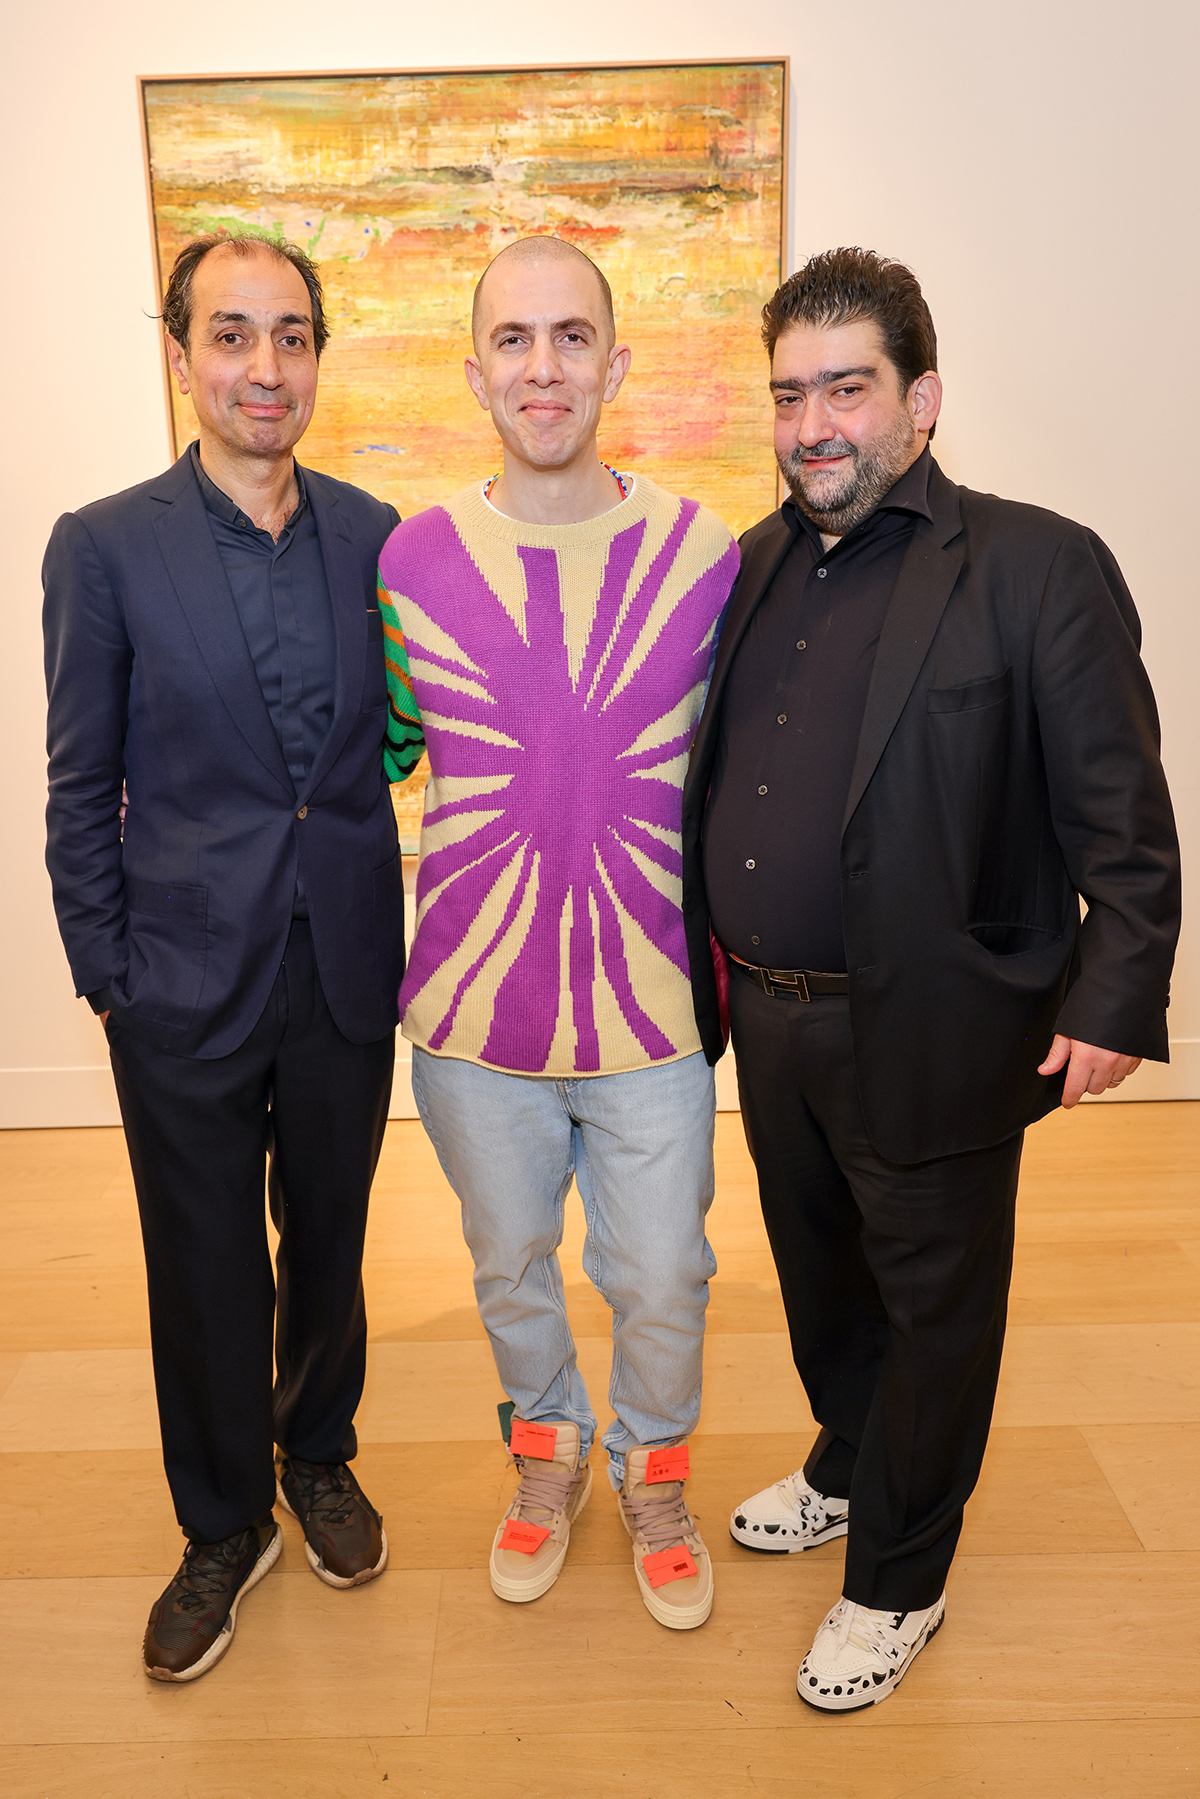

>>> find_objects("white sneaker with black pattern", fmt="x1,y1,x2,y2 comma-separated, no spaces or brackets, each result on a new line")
729,1470,849,1552
797,1594,945,1711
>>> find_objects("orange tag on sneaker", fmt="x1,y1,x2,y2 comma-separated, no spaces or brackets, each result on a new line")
509,1419,558,1460
642,1545,698,1588
646,1444,689,1483
499,1518,550,1555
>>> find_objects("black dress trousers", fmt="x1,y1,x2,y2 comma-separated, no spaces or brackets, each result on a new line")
106,920,395,1544
728,965,1022,1611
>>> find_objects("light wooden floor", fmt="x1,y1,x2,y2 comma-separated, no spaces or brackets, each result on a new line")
1,1103,1198,1797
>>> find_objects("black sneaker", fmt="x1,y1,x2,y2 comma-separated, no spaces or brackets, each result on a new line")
143,1516,281,1682
276,1453,388,1588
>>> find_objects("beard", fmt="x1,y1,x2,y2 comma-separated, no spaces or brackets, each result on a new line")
778,410,919,536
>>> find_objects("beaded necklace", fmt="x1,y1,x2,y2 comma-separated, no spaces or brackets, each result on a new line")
483,463,632,504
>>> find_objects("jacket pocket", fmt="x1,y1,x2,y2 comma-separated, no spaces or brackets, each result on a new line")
969,921,1066,957
126,876,207,921
124,877,209,1029
928,667,1012,713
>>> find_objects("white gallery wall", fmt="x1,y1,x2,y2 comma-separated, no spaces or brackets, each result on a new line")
1,0,1196,1127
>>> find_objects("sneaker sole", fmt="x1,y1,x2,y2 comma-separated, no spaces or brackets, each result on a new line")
489,1466,593,1604
633,1553,714,1631
796,1602,945,1712
143,1523,282,1683
276,1479,389,1588
729,1512,849,1553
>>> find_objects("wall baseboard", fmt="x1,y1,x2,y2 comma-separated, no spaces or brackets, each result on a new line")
4,1039,1197,1129
1081,1037,1200,1103
389,1050,418,1119
0,1066,124,1130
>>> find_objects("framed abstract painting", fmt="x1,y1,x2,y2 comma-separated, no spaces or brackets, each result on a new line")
140,59,788,845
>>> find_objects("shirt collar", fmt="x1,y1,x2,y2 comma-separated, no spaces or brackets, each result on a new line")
783,444,934,547
189,440,307,528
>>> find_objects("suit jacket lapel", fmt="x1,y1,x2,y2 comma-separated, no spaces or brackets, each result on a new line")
302,471,364,801
688,512,794,800
150,455,294,796
711,514,794,699
842,463,965,830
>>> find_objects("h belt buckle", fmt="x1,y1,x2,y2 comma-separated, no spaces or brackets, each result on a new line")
761,966,810,1001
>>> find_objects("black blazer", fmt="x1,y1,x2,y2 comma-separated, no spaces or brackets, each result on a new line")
682,459,1181,1163
44,450,404,1057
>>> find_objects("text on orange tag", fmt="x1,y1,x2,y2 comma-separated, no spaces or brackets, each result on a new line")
642,1545,698,1588
499,1518,550,1555
509,1418,558,1459
646,1444,690,1483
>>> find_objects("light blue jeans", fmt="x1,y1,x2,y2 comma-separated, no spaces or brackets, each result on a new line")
411,1047,717,1487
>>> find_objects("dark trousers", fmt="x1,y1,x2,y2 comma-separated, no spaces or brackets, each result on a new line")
729,965,1021,1611
106,920,395,1544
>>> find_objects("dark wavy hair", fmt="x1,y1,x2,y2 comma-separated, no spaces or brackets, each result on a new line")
161,231,330,359
762,247,937,433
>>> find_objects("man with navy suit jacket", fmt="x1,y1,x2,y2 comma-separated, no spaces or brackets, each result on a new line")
43,234,408,1681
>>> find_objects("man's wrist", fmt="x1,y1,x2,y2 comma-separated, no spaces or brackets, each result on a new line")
84,985,114,1016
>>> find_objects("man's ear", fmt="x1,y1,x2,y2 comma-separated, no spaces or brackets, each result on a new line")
165,335,192,396
603,343,632,404
908,369,942,436
464,354,490,412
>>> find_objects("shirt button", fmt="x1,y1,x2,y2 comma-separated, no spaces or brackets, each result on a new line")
745,859,755,870
777,713,787,725
751,934,760,946
817,567,827,578
296,805,308,819
758,785,768,795
796,640,807,650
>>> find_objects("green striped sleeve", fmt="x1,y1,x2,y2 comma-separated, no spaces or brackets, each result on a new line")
378,574,425,784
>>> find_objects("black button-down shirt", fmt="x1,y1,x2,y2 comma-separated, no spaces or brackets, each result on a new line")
703,448,933,972
191,443,336,916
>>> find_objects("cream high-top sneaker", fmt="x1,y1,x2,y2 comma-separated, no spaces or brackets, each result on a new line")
619,1440,713,1630
489,1418,591,1603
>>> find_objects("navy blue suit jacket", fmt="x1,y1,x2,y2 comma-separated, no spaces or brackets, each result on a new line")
44,449,405,1057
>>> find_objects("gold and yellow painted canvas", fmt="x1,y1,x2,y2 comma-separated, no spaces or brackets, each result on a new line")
142,60,786,843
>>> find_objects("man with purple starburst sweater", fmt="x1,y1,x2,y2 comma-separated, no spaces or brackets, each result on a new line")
377,238,738,1629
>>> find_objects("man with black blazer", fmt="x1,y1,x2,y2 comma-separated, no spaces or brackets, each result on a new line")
43,234,413,1681
682,248,1180,1711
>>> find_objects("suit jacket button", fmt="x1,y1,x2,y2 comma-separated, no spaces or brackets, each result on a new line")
296,805,308,819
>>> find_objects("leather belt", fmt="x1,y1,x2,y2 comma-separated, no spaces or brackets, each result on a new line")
728,954,849,1001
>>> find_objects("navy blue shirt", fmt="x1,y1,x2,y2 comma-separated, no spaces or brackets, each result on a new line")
703,449,933,972
191,444,336,916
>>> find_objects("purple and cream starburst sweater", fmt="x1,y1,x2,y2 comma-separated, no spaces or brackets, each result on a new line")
378,474,738,1077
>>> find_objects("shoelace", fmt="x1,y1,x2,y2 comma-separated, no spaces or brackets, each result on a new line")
511,1457,584,1529
287,1462,358,1529
780,1470,820,1513
779,1472,845,1529
174,1530,255,1612
833,1600,906,1659
619,1482,697,1555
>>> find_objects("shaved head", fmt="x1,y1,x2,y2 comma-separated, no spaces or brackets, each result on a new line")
472,238,615,349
